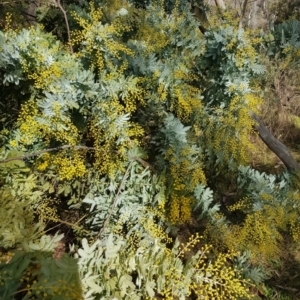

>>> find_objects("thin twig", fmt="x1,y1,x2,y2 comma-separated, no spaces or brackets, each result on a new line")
0,145,101,164
47,216,89,233
39,223,62,236
98,161,134,239
56,0,73,54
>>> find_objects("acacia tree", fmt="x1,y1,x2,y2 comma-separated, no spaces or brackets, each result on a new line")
1,0,300,299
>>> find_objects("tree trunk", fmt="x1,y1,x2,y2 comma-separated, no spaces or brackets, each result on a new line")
214,0,226,10
251,113,300,171
25,0,39,24
239,0,249,28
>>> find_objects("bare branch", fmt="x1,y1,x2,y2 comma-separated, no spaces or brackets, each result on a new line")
56,0,73,54
252,112,300,171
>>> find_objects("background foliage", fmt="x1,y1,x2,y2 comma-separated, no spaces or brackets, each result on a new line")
1,0,300,299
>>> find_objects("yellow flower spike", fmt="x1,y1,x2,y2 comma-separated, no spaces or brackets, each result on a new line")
9,140,17,148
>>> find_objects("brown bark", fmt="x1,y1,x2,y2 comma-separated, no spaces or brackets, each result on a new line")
25,1,38,24
251,113,300,171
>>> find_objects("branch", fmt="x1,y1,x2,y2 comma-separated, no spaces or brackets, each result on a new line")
252,112,300,171
46,216,89,234
56,0,73,54
0,145,100,164
0,145,155,172
98,161,134,239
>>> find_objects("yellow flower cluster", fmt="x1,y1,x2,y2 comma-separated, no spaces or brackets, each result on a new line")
205,94,261,166
9,140,17,148
208,188,300,265
152,70,161,79
37,160,48,172
18,100,43,145
47,119,78,146
169,194,192,224
283,45,294,55
52,151,86,181
168,147,206,191
260,192,273,201
72,3,133,74
125,123,144,139
89,118,124,177
226,38,237,51
122,89,145,113
158,199,165,211
141,216,172,243
192,251,252,299
177,233,202,258
224,210,282,263
190,166,207,189
112,211,134,236
18,99,79,147
193,124,203,137
157,233,252,299
157,83,168,101
21,275,82,299
172,0,181,15
135,22,169,54
235,45,257,68
88,88,144,177
244,93,262,111
4,13,12,32
221,11,240,27
15,27,62,90
165,145,207,224
161,267,193,300
228,197,251,212
173,88,192,120
26,63,62,90
290,218,300,241
36,198,60,223
36,152,51,172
